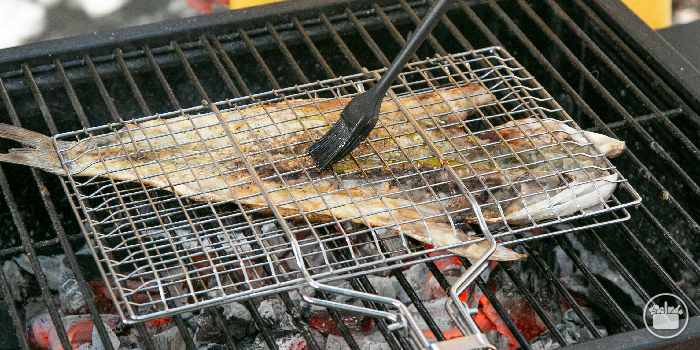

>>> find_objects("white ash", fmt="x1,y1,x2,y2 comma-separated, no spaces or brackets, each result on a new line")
194,311,219,343
324,329,391,350
13,254,65,290
485,330,512,350
24,297,54,323
529,324,580,350
402,263,431,301
92,321,120,350
60,278,88,314
258,298,295,331
286,289,311,313
365,275,399,301
563,308,607,340
274,330,307,350
310,329,326,349
118,328,140,349
222,302,251,323
407,298,457,336
153,325,187,350
239,330,307,350
2,260,31,301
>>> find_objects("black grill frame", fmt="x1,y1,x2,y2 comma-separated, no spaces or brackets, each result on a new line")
1,0,700,349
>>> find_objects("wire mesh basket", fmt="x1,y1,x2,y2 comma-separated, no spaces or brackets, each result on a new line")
56,46,641,322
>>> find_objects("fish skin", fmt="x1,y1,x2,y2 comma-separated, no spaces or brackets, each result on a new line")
0,85,623,261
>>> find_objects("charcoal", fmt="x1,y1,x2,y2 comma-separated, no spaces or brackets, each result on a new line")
27,314,120,350
92,322,120,350
365,275,398,300
529,324,580,350
222,301,254,332
118,328,140,348
287,289,311,314
485,330,512,350
60,279,87,314
563,308,607,341
194,312,219,344
402,264,431,301
240,330,307,350
407,298,459,338
201,344,226,350
13,254,64,290
258,299,295,331
274,330,308,350
153,326,186,350
309,329,326,349
2,260,35,301
24,297,51,322
324,329,390,350
196,302,256,342
308,305,372,335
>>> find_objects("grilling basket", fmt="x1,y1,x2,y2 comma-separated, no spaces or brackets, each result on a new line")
0,47,641,349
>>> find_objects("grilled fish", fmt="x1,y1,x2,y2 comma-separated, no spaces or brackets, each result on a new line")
0,84,624,261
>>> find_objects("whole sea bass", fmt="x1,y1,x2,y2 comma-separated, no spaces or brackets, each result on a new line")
0,84,624,261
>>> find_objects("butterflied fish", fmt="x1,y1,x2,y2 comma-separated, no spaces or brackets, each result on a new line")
0,84,624,261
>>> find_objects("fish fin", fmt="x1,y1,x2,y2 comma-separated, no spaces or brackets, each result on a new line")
0,124,66,175
0,123,54,149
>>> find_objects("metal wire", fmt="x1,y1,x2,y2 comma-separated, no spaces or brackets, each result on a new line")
51,47,641,322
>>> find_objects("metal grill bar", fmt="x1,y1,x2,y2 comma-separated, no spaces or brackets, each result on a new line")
1,0,699,349
494,0,700,285
554,234,636,330
54,57,160,350
469,0,700,302
497,261,568,346
52,49,640,324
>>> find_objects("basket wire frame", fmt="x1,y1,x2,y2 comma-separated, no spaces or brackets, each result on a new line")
55,47,640,333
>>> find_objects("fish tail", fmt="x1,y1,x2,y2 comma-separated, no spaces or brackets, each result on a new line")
0,123,66,175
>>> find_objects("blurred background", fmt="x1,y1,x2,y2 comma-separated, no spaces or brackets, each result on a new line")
1,0,699,50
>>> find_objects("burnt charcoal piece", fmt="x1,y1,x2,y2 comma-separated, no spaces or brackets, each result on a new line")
27,313,121,350
153,326,186,350
324,330,390,350
194,311,220,344
402,263,431,301
59,279,87,314
13,254,64,291
240,329,308,350
2,260,38,301
258,298,295,331
196,303,256,342
408,298,461,339
223,302,256,338
485,330,512,350
92,321,120,350
308,306,372,336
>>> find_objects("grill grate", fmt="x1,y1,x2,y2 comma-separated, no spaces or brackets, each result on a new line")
0,0,699,349
55,48,639,321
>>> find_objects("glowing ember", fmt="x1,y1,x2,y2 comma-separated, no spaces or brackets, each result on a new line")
27,313,120,350
308,308,372,336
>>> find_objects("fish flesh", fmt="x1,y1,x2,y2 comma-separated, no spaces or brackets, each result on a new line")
0,84,624,261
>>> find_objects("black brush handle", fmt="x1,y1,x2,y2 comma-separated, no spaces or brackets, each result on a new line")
372,0,452,95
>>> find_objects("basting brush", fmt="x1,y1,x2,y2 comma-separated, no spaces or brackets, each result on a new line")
307,0,453,169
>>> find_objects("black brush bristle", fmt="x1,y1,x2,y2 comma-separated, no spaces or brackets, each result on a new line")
308,118,354,169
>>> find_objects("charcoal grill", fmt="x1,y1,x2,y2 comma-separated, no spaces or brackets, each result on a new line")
1,0,699,349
